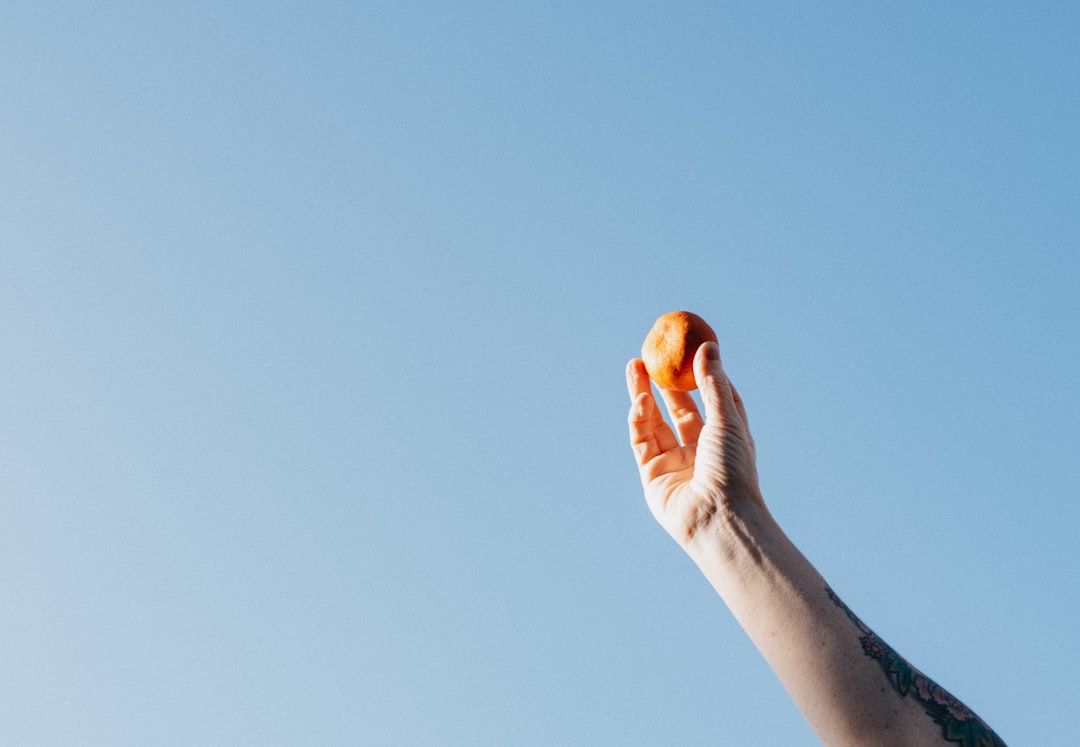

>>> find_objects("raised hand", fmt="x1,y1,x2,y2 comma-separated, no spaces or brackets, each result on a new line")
626,341,763,549
625,340,1008,746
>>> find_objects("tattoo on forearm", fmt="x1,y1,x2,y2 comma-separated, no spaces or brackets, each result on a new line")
826,586,1006,747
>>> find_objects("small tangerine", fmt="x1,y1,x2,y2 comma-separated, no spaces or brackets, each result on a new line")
640,311,717,391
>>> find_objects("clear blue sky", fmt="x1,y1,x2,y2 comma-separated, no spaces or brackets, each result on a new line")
2,3,1078,745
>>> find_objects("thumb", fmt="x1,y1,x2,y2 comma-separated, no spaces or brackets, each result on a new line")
694,341,738,427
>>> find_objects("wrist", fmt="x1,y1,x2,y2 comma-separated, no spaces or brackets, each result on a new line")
683,494,780,588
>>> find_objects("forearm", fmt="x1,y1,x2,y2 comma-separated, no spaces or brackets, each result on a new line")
686,499,1005,747
624,345,1004,744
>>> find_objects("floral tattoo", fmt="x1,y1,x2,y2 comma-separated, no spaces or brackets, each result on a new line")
826,586,1006,747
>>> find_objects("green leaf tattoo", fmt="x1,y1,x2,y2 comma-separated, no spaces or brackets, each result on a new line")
826,586,1007,747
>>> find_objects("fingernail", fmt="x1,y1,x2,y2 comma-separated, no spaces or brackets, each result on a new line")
704,341,719,361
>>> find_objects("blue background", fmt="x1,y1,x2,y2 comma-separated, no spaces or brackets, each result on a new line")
3,3,1077,744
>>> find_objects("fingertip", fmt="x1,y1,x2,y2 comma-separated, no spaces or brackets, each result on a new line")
694,341,732,418
693,341,722,385
626,357,652,394
700,340,720,366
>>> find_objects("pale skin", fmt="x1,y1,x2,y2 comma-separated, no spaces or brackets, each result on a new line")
626,342,1005,747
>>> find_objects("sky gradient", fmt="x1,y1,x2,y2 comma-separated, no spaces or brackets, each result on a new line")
3,3,1078,745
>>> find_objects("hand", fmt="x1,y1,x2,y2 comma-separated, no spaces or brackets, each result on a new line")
626,341,763,549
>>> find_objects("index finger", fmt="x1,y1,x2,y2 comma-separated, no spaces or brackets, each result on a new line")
657,387,704,446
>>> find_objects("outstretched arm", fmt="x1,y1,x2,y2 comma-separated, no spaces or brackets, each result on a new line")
626,342,1005,747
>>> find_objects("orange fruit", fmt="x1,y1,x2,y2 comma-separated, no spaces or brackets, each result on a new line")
640,311,717,391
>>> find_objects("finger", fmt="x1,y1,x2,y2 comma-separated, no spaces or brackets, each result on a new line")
626,358,652,399
626,359,679,452
627,360,663,464
693,341,740,431
657,386,704,446
730,382,754,442
628,391,662,465
626,354,673,438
